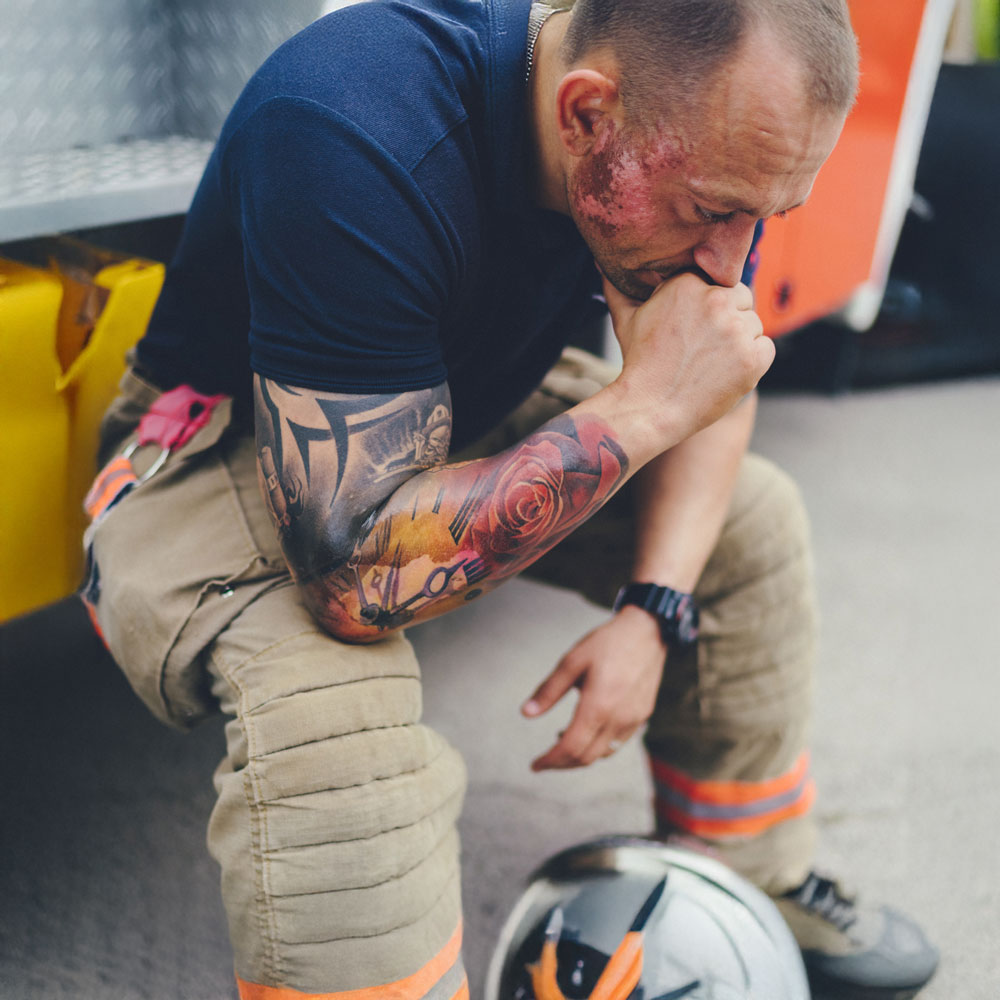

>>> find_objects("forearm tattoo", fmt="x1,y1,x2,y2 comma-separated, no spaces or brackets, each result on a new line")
254,377,628,638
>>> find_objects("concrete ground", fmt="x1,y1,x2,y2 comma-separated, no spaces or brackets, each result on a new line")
1,375,998,999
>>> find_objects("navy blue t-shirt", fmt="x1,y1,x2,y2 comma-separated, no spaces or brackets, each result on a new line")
138,0,603,450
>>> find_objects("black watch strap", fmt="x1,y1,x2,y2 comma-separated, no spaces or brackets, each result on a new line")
613,582,700,645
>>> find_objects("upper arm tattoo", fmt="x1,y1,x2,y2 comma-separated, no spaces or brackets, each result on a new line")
254,376,452,580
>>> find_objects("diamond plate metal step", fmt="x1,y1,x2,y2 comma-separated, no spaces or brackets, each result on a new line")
0,136,213,241
0,0,341,241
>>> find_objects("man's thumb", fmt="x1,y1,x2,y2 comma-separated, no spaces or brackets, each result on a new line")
599,272,639,328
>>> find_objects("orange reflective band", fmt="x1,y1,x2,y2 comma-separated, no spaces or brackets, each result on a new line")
236,921,463,1000
651,751,811,808
650,751,816,839
84,456,137,520
80,595,109,650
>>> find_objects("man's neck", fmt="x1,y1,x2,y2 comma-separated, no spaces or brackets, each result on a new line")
527,8,572,215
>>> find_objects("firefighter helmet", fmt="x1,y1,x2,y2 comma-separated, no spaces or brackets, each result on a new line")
485,835,809,1000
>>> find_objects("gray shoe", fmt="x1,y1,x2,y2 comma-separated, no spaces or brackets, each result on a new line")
773,873,939,999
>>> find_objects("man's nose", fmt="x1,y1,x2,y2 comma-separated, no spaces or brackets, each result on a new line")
692,217,759,287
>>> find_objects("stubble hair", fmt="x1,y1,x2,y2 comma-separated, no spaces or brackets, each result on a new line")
560,0,859,128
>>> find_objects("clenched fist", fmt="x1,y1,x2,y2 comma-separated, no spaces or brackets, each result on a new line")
603,271,775,454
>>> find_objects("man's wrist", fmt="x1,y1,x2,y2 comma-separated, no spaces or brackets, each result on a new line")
613,582,700,645
573,374,683,468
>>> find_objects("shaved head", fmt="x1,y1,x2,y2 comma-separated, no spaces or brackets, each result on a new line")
560,0,858,127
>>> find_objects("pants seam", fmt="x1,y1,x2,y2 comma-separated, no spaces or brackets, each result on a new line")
218,443,265,564
254,715,423,761
210,624,345,676
263,781,466,857
271,869,461,947
260,742,451,802
247,673,421,714
265,788,465,898
211,645,286,984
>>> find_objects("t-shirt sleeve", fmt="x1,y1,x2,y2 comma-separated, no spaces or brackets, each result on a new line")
222,96,452,394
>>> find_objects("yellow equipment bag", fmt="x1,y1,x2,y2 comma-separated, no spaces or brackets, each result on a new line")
0,240,164,621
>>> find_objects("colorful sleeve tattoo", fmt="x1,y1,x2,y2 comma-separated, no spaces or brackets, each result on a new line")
254,376,628,640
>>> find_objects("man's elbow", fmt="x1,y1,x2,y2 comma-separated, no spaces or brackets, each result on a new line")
297,578,392,645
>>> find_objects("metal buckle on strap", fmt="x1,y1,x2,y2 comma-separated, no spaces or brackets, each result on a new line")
121,440,171,483
117,384,228,483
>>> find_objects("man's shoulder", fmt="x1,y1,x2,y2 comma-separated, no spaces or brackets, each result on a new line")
221,0,501,170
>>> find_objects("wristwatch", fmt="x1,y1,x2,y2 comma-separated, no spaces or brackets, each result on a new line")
613,582,700,645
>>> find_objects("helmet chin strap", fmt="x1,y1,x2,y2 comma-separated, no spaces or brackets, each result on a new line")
528,878,669,1000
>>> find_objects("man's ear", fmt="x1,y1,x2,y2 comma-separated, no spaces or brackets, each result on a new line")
555,68,621,156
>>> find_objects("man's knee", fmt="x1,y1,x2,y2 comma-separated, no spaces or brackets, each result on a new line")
699,454,815,609
207,597,468,991
672,455,818,732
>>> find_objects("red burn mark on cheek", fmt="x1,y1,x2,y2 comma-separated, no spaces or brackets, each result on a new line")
572,128,625,236
571,126,688,238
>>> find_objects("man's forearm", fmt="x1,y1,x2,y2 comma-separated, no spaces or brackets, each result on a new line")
299,409,631,640
630,391,757,592
265,270,774,642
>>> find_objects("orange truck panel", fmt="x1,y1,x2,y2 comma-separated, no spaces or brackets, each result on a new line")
756,0,955,336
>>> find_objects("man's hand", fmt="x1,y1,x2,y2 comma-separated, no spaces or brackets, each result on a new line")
522,605,668,771
603,272,774,452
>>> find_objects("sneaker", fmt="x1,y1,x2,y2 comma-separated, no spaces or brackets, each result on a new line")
773,872,939,999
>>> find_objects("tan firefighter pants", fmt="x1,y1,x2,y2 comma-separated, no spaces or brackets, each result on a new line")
85,348,817,997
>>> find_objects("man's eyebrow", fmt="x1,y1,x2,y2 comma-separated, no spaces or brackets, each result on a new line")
720,199,806,217
688,188,807,217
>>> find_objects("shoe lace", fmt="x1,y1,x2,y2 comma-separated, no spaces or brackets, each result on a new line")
786,872,858,933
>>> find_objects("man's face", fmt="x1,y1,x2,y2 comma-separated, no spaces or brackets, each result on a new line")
565,39,848,301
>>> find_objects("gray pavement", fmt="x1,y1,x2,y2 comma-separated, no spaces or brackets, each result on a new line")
1,375,998,998
416,376,1000,999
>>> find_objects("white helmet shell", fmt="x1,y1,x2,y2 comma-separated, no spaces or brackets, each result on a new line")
485,835,809,1000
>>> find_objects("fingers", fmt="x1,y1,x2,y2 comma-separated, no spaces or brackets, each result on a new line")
522,642,596,718
529,691,637,771
525,620,665,771
753,337,776,384
523,651,629,768
530,721,633,771
704,280,772,385
731,280,754,311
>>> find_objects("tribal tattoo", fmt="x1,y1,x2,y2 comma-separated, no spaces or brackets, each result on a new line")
254,376,629,641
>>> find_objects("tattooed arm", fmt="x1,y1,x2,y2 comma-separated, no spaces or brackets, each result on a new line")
256,271,774,643
254,376,629,642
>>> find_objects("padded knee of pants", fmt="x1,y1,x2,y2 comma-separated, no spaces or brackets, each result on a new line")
702,455,814,611
655,454,819,737
644,459,819,889
206,591,468,992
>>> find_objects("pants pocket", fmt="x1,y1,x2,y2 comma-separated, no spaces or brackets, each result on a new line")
86,377,287,729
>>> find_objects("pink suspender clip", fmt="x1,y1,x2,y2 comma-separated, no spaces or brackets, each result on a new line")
85,385,227,522
122,385,227,482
